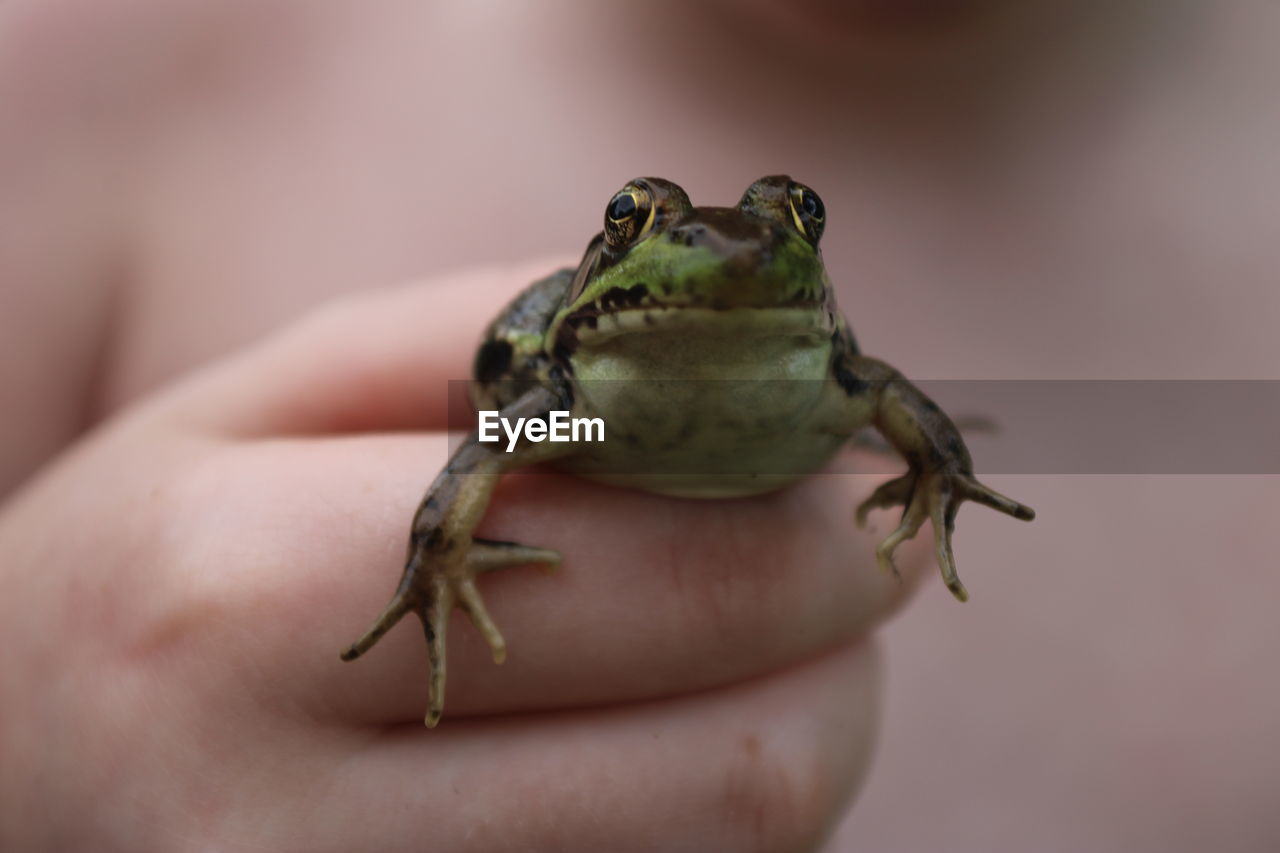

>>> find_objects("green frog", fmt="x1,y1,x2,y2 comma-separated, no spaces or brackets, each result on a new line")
341,176,1035,727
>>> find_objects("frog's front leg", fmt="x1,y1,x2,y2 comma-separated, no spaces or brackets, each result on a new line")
841,356,1035,602
340,386,573,727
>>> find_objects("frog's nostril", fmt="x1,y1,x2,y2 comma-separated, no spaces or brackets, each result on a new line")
668,213,773,262
672,224,707,248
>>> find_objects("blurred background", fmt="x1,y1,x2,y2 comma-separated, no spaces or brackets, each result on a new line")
3,0,1277,849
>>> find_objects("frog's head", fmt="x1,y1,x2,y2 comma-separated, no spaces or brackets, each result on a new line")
551,175,838,359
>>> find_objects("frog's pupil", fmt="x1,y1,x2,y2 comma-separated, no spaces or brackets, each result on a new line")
609,193,637,221
802,191,823,220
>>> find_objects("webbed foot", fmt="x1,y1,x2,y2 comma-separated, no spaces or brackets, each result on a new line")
856,467,1034,601
341,536,560,727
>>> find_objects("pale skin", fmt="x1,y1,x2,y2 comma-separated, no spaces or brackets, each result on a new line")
0,272,917,850
3,0,1280,851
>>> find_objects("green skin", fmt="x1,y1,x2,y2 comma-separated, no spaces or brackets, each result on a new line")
340,175,1036,727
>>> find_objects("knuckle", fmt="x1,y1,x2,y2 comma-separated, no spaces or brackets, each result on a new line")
117,446,279,665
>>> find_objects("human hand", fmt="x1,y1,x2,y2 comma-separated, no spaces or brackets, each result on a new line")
0,264,927,852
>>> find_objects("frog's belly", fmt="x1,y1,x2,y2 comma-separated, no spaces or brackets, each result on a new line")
558,335,846,498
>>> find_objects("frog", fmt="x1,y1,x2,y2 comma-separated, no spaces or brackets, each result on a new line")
340,175,1036,727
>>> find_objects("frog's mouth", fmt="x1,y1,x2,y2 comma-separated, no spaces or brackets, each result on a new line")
566,303,836,347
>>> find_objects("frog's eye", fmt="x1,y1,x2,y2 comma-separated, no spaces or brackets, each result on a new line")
603,185,656,249
787,183,826,244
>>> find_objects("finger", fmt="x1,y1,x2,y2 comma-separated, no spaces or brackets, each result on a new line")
159,435,928,725
268,640,881,853
155,258,573,436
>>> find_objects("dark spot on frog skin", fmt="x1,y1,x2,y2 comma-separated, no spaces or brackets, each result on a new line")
834,361,867,396
673,224,703,248
563,305,600,328
547,366,575,407
922,398,942,415
563,284,653,336
599,283,651,310
946,436,965,458
473,537,521,549
553,322,579,366
474,339,513,385
412,527,444,550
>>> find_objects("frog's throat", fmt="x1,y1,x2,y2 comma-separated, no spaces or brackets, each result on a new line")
570,305,836,346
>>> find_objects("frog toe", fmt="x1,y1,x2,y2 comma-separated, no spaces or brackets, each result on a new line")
921,468,1033,602
859,466,1032,602
927,498,969,603
960,478,1036,522
340,585,416,662
419,577,454,728
454,576,506,665
872,498,927,581
420,539,558,725
855,473,915,528
470,538,562,574
341,534,560,727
